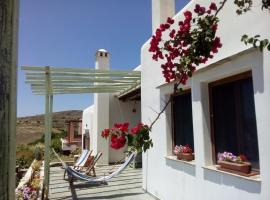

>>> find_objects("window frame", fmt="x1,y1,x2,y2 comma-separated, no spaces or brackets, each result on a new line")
171,89,194,154
208,71,259,166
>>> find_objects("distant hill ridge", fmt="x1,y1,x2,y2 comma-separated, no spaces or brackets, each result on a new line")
16,110,82,145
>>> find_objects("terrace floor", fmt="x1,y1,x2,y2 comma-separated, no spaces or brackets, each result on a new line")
49,164,156,200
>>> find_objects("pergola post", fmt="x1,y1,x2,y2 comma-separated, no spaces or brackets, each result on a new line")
43,67,53,199
0,0,19,199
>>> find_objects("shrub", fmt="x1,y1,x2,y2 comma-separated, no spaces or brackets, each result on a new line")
70,147,82,156
33,144,44,161
31,160,42,172
16,145,35,168
51,138,62,153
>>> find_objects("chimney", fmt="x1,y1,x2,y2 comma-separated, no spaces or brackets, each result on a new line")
152,0,175,34
93,49,110,165
95,49,110,70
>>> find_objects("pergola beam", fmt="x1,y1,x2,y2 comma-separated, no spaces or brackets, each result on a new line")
22,66,141,74
32,89,124,94
30,83,135,87
26,79,139,84
31,85,131,89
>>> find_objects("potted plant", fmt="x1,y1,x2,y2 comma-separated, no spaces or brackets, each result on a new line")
217,152,251,174
174,144,194,161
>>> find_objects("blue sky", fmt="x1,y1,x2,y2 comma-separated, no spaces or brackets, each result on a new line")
18,0,189,117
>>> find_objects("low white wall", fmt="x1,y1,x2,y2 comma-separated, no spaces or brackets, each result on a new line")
141,0,270,199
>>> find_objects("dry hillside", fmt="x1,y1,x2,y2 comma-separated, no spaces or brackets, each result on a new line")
16,110,82,145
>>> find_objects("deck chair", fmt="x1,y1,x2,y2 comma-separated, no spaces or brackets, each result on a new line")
63,149,92,178
84,152,103,177
73,149,92,170
52,148,136,185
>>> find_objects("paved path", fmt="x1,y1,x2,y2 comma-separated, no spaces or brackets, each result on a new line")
49,165,156,200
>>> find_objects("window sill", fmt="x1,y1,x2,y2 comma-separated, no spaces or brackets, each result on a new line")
203,165,261,182
165,155,196,166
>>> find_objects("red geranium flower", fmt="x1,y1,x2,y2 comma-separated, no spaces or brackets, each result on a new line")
114,122,129,132
101,128,110,138
239,154,247,162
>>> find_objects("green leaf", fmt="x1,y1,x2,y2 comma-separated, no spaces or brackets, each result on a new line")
259,42,264,51
247,37,254,44
188,71,193,77
262,39,269,47
253,39,259,47
241,34,248,42
267,44,270,51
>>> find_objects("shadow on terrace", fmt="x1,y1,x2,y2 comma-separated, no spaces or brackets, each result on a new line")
49,164,155,200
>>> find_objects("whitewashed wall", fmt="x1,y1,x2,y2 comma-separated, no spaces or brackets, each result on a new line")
109,94,141,163
82,96,141,164
141,0,270,199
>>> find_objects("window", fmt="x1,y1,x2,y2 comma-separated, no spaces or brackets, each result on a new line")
209,71,260,170
74,123,81,138
172,90,194,151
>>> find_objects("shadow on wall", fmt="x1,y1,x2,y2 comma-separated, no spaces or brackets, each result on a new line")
166,159,196,177
203,169,261,193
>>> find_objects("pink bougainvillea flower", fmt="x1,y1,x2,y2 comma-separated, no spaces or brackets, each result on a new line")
183,10,192,20
167,17,174,24
209,2,217,10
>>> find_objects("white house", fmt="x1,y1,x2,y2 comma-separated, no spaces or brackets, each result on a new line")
82,105,94,150
141,0,270,200
81,49,141,164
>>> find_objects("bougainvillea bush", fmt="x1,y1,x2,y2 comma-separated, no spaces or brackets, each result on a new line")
149,2,223,84
101,122,153,152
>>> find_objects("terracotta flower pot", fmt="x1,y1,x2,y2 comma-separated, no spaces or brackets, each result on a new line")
177,153,194,161
218,160,251,174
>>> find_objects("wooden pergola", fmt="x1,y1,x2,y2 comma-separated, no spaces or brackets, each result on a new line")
22,66,141,198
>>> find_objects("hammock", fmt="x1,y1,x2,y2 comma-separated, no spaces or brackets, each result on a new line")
52,148,137,184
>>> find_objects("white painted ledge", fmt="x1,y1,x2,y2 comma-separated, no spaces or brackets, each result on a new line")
203,165,261,182
165,155,196,166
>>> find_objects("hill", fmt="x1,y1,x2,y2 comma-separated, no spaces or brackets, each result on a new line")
16,110,82,145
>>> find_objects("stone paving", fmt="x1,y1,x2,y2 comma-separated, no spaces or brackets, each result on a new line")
49,164,156,200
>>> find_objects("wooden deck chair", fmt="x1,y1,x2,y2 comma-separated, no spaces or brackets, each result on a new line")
73,150,90,169
73,150,93,170
84,152,102,177
63,149,92,178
